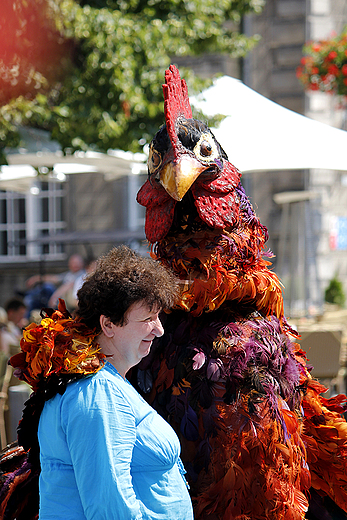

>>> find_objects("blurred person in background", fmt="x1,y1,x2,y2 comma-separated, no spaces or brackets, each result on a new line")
1,298,27,356
69,257,97,311
0,308,8,358
25,254,85,312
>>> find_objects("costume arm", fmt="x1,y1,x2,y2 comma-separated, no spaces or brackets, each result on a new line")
62,377,143,519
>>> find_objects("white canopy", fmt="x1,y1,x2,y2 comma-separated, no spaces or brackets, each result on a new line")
3,76,347,194
191,76,347,173
1,150,147,193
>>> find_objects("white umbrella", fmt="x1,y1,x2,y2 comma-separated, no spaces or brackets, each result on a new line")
191,76,347,173
4,77,347,194
0,165,38,192
1,150,147,193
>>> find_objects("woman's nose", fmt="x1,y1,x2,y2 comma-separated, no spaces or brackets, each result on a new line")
153,317,164,337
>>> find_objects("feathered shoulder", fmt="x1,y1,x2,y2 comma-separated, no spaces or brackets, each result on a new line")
9,299,105,392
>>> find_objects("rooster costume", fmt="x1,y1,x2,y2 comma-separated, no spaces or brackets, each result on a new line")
1,66,347,520
133,65,347,520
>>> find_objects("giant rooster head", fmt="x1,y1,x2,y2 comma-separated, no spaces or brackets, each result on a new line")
137,65,243,243
137,65,284,320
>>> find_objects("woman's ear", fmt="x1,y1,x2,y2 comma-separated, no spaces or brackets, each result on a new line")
100,315,115,338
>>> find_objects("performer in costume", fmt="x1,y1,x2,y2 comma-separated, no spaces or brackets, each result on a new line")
6,245,193,520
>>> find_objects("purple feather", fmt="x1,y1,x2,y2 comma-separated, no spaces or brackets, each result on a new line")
181,405,199,441
192,350,206,370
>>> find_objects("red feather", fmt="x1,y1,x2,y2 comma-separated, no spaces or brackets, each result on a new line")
192,161,242,229
136,178,176,242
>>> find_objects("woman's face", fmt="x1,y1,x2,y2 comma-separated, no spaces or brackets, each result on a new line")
100,301,164,376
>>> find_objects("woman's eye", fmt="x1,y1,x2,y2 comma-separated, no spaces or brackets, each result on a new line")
200,141,213,157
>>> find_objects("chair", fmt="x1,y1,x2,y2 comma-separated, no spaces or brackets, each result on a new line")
0,353,13,449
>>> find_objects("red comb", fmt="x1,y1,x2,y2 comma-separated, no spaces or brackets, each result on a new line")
163,65,193,145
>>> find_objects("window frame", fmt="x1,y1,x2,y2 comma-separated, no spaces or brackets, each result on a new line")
0,180,67,262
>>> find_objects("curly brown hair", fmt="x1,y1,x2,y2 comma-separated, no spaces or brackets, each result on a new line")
76,245,179,333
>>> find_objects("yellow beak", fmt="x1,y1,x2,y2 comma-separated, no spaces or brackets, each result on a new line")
159,156,206,201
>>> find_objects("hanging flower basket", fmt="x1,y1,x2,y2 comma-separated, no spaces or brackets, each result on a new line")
297,29,347,99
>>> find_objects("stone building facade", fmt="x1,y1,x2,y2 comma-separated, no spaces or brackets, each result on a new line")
175,1,347,317
0,142,147,307
243,0,347,316
1,0,347,319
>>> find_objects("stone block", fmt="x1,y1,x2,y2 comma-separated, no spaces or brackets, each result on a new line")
277,1,306,18
270,70,303,94
307,92,331,111
309,18,334,39
310,0,331,16
273,46,304,67
270,21,305,46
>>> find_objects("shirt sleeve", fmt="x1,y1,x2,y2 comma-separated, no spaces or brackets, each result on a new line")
61,377,143,520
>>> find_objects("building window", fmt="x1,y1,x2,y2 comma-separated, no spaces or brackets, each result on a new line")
0,180,66,262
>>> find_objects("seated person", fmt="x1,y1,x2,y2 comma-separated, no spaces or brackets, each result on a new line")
1,298,27,356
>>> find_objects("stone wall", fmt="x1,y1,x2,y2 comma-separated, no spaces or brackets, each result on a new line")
245,0,347,315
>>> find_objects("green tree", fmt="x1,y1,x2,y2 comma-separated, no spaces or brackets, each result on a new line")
0,0,264,162
325,275,346,307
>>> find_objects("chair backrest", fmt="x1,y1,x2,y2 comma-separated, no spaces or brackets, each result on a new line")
0,352,9,390
0,352,11,449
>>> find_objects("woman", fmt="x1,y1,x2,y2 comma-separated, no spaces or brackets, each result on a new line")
10,246,193,520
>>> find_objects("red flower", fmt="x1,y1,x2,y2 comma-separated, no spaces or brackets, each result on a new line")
327,64,340,75
299,31,347,97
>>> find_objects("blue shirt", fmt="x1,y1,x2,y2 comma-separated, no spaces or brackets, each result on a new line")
38,362,193,519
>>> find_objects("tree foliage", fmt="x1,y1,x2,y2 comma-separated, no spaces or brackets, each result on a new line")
0,0,264,162
325,276,346,307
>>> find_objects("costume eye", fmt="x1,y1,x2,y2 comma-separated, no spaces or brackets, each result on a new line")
148,148,162,173
200,141,213,157
151,151,161,167
193,133,219,163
